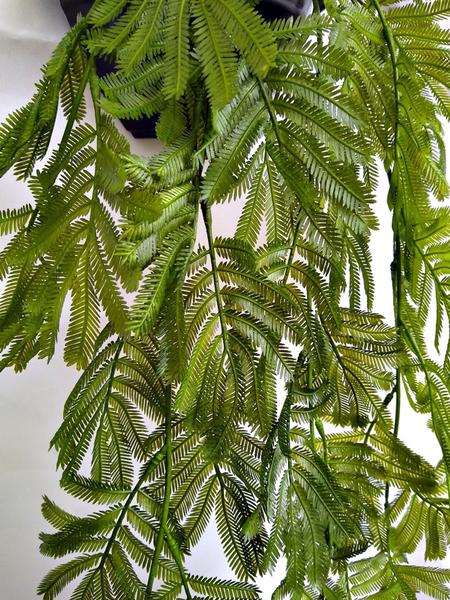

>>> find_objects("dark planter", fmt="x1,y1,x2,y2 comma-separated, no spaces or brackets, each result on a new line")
59,0,316,139
60,0,92,23
59,0,311,27
60,0,159,138
257,0,314,19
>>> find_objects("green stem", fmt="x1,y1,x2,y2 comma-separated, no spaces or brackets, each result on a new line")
201,201,230,354
306,293,316,453
282,213,302,286
200,203,241,440
320,317,361,423
371,0,404,541
344,561,352,598
383,194,402,539
312,0,322,13
214,464,256,567
312,0,323,52
363,386,395,445
256,76,282,147
371,0,399,161
146,386,173,598
164,526,193,600
392,234,402,441
315,419,327,462
51,53,95,183
97,445,167,571
26,54,93,232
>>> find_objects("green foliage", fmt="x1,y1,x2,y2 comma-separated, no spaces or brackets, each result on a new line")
0,0,449,598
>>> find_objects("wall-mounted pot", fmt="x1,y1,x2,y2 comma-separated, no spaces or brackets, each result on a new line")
59,0,319,138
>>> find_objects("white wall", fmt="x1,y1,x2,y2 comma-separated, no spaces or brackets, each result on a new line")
0,1,447,598
0,4,76,598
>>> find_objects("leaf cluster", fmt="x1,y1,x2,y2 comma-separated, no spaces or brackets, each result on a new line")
0,0,449,598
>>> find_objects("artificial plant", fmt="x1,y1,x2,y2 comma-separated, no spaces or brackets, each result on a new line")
0,0,450,597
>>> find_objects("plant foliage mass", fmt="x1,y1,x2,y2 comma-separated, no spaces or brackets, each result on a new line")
0,0,450,598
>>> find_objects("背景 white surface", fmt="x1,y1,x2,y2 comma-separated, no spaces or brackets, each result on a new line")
0,1,448,598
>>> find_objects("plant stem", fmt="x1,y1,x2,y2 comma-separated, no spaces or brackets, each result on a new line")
96,339,124,481
27,53,94,232
371,0,399,160
97,444,167,571
392,233,402,441
256,76,282,147
320,317,361,423
146,385,173,598
201,196,240,444
282,212,302,286
201,200,230,354
371,0,404,539
363,386,395,445
344,561,352,598
307,293,316,453
164,526,193,600
315,419,328,462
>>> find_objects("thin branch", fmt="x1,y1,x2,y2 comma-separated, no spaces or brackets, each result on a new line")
282,212,302,286
201,201,230,354
164,526,193,600
371,0,406,536
27,53,94,232
146,385,173,598
97,445,167,571
256,76,282,147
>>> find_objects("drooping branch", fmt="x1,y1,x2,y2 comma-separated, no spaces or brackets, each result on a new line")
146,386,174,598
